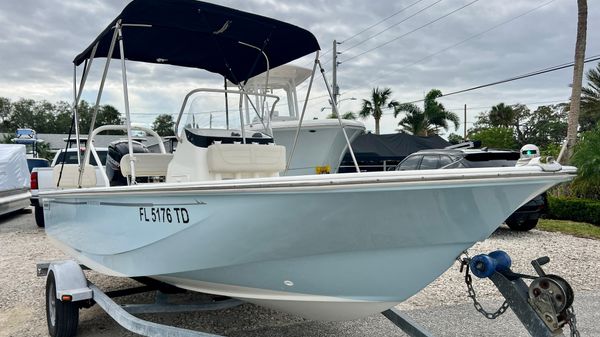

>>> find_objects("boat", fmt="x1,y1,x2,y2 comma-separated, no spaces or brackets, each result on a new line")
236,64,365,175
41,0,576,321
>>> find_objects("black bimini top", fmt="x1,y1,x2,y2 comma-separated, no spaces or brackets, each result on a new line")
73,0,320,84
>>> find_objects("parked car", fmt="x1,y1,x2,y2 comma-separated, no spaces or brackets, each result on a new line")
30,147,108,227
395,148,546,231
26,158,50,172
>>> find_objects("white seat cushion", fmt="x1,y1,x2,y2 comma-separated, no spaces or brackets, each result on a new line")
120,153,174,177
207,144,286,174
53,164,97,188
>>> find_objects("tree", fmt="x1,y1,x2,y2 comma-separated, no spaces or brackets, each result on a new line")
474,103,530,144
579,62,600,131
396,103,427,135
53,101,74,133
423,89,460,134
470,103,569,147
569,126,600,199
489,103,514,128
97,105,124,135
524,105,567,148
36,142,54,161
77,101,124,135
152,114,175,136
469,127,517,149
0,134,13,144
394,89,459,136
98,105,123,126
0,97,123,135
0,97,10,128
3,99,57,133
327,111,357,120
511,104,531,144
447,133,464,145
359,87,397,135
561,0,587,164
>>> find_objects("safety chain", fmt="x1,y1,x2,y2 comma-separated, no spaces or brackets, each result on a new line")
566,306,581,337
458,253,510,320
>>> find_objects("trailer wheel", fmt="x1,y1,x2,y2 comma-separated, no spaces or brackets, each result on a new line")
46,271,79,337
35,205,45,228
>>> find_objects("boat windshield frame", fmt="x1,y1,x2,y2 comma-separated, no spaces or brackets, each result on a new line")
175,88,281,141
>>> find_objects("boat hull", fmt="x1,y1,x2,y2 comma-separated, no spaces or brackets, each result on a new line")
42,168,573,320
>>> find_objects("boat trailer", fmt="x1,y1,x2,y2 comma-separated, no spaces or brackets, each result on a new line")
36,250,579,337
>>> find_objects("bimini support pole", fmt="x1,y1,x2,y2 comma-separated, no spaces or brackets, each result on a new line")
284,52,319,175
117,22,137,183
72,66,79,166
316,59,360,173
238,41,272,138
73,43,98,169
58,57,95,188
78,21,121,187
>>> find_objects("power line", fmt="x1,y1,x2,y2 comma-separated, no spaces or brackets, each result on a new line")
368,0,557,86
400,54,600,105
298,0,435,87
299,1,430,72
341,0,429,44
341,0,440,53
342,0,480,64
446,99,567,111
313,0,430,65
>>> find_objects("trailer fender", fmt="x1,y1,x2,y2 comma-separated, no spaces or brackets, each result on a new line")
48,260,92,302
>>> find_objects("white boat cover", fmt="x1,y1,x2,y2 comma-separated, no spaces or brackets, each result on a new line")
0,144,30,191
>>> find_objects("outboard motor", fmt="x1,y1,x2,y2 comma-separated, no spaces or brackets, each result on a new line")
106,140,149,186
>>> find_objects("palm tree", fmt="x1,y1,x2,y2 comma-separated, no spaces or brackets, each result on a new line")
327,111,357,120
396,103,427,135
580,62,600,131
488,103,515,128
423,89,459,133
359,87,397,135
560,0,587,164
394,89,459,136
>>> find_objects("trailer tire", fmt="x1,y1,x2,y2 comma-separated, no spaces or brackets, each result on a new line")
46,271,79,337
35,205,45,228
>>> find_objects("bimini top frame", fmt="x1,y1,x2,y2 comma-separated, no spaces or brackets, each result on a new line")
73,0,320,85
70,0,359,187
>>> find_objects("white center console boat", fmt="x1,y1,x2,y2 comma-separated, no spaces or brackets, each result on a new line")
40,0,576,326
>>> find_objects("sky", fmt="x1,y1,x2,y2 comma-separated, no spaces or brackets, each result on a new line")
0,0,598,136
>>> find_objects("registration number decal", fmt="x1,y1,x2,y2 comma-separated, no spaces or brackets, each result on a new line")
139,207,190,224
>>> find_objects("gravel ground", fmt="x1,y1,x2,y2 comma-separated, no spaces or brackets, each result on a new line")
1,208,599,337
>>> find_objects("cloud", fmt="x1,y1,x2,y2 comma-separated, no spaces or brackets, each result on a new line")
0,0,598,135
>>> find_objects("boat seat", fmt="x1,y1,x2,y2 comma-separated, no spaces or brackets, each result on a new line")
120,153,174,177
53,164,97,188
207,143,286,179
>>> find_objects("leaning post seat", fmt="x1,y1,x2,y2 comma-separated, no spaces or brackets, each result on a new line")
207,143,286,179
166,129,285,182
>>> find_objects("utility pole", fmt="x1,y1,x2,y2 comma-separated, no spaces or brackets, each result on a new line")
463,104,467,139
332,40,340,105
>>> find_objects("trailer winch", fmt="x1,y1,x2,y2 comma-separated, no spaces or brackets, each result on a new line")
460,250,579,337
